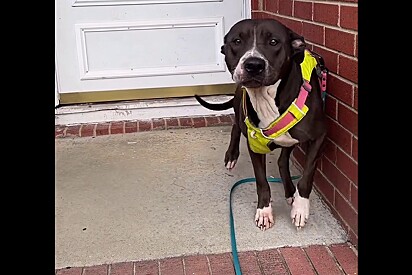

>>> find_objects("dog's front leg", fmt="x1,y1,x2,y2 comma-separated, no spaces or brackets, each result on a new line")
247,145,273,231
291,133,326,229
277,146,297,204
224,123,241,170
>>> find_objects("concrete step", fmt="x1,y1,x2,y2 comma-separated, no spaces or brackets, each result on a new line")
55,126,347,269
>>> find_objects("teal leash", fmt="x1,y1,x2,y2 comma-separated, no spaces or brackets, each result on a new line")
229,175,301,275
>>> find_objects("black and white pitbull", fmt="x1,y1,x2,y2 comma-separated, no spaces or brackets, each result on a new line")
195,19,327,230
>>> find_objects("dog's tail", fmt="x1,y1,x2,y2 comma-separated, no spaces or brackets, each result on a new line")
194,95,233,111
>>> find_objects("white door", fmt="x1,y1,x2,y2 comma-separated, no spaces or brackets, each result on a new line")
55,0,250,103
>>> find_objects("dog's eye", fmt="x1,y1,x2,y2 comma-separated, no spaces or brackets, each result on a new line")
233,38,241,45
269,39,278,46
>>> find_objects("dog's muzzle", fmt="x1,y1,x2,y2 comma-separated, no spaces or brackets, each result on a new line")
234,56,268,88
244,57,265,76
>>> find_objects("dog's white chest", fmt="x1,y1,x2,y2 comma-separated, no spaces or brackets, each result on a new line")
245,83,299,147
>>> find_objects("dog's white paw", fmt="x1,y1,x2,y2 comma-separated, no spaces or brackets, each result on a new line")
290,190,310,229
255,204,274,231
226,160,237,170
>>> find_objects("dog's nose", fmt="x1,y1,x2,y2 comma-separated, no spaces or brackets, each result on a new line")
244,57,265,75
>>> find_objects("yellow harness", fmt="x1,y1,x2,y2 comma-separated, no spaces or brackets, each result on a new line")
244,50,321,154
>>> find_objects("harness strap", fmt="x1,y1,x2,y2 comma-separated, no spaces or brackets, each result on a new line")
242,87,248,117
241,49,328,142
262,81,310,137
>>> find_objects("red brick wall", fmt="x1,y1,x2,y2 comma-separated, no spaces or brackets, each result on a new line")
251,0,358,246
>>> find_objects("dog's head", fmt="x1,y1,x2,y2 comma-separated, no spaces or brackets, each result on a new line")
221,19,306,88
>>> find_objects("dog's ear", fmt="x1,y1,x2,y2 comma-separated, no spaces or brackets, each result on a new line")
220,35,228,55
289,30,306,63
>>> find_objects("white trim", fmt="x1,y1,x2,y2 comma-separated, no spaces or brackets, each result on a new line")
55,73,60,107
55,60,60,107
55,95,234,125
242,0,251,19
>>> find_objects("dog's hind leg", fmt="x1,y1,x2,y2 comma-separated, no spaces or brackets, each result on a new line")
291,132,327,228
277,146,297,205
224,123,241,170
247,146,274,231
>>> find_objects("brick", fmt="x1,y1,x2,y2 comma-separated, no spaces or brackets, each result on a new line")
183,255,210,275
124,121,137,133
321,156,351,200
152,118,166,131
192,116,206,128
338,55,358,83
312,46,338,74
340,5,358,31
205,116,220,127
96,123,110,136
252,11,266,19
135,260,159,274
83,264,108,275
109,262,133,275
313,170,335,206
55,126,66,138
329,244,358,275
355,35,358,58
337,103,357,136
326,117,352,154
324,94,337,120
294,1,312,21
348,230,358,248
66,125,81,137
280,247,316,275
302,22,324,45
264,0,278,13
323,138,337,163
327,75,354,111
251,0,260,10
179,117,193,127
353,86,358,110
208,253,235,275
278,0,293,16
314,3,339,26
274,17,303,35
351,183,358,210
237,251,260,275
56,267,83,275
165,117,179,129
335,192,358,233
304,245,342,275
138,120,152,132
351,136,358,161
81,124,95,137
159,257,184,275
110,121,124,135
219,114,233,124
230,114,235,123
336,148,358,184
325,28,355,56
256,248,289,275
292,145,306,168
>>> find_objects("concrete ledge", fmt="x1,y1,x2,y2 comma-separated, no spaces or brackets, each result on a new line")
55,95,234,126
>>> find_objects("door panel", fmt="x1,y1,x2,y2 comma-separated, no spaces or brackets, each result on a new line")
75,18,225,80
55,0,250,100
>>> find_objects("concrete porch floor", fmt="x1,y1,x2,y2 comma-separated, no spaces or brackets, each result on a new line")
55,124,355,274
